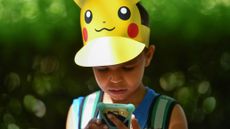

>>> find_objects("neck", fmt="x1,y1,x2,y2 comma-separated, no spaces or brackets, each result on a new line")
127,85,146,107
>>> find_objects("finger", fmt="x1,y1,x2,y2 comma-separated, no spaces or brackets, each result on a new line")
86,122,106,129
94,119,108,129
95,119,102,125
102,124,109,129
107,114,128,129
85,122,97,129
85,118,105,129
84,119,96,129
131,115,140,129
89,123,98,129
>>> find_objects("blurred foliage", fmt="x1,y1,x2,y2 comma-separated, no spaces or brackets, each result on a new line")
0,0,230,129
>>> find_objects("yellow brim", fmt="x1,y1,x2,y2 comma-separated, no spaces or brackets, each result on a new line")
74,36,145,67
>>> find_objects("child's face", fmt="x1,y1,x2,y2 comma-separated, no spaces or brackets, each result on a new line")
92,46,154,102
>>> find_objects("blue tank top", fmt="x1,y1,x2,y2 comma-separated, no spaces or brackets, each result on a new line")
133,87,159,128
72,87,159,129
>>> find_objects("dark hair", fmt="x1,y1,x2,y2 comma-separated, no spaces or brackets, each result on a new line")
136,3,149,27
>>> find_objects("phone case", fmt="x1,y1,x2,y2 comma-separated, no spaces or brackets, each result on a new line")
97,102,135,129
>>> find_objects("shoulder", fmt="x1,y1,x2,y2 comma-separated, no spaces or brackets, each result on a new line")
168,104,188,129
66,105,76,129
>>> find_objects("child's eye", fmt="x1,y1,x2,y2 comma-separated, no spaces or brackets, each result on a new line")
96,67,109,72
122,66,134,71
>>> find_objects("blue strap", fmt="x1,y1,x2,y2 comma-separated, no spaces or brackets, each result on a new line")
72,91,103,129
72,97,84,129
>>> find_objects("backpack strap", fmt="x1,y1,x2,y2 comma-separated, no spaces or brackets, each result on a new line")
150,95,176,129
72,97,84,129
79,91,103,128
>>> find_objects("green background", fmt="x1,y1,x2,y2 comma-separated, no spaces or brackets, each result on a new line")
0,0,230,129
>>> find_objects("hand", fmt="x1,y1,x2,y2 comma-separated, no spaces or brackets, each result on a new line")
84,118,108,129
107,114,140,129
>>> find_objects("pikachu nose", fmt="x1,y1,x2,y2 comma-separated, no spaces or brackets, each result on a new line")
102,21,106,23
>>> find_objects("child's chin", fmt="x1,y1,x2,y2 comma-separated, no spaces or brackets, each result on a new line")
110,94,129,103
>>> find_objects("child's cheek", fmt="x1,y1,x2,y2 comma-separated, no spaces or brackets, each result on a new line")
127,23,139,38
82,27,88,42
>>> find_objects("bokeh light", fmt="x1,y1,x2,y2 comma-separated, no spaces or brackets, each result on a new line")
46,0,67,19
202,96,216,114
174,87,194,106
220,52,230,71
21,0,40,21
3,113,15,125
4,72,20,92
160,71,185,91
23,95,46,118
198,80,210,94
7,123,20,129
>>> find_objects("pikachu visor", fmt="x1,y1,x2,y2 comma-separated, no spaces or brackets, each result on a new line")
74,0,150,67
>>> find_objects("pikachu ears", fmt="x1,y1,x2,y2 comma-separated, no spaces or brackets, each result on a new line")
74,0,140,8
73,0,84,8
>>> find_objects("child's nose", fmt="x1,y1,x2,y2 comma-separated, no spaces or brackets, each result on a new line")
109,72,122,83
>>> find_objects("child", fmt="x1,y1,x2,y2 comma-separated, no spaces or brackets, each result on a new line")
66,0,188,128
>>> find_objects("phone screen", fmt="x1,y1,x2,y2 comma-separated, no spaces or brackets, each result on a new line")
102,109,129,127
97,103,135,129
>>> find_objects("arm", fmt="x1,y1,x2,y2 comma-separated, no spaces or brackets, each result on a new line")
168,104,188,129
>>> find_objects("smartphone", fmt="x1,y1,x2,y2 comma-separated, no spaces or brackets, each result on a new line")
97,102,135,129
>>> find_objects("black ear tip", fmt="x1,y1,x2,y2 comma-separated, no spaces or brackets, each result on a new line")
136,3,149,26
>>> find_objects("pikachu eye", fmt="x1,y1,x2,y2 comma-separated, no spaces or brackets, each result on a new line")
85,10,92,24
118,6,130,20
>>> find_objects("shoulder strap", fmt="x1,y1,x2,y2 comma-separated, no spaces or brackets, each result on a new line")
150,95,176,129
79,91,103,128
72,97,84,129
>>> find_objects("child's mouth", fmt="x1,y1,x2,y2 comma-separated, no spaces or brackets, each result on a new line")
108,89,127,95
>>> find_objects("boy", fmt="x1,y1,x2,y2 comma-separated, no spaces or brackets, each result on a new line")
66,0,188,128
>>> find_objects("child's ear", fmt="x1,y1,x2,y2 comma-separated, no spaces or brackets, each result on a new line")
74,0,84,8
145,45,155,67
